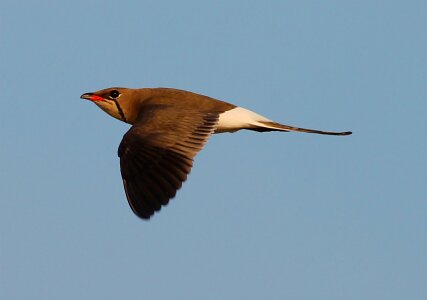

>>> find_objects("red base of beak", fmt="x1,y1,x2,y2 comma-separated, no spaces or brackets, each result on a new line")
80,93,105,102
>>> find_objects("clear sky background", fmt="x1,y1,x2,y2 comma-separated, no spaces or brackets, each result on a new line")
1,1,426,299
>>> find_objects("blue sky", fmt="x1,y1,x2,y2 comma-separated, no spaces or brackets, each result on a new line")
1,1,426,299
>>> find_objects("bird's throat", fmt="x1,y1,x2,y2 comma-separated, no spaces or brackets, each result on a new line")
95,100,127,123
113,100,127,123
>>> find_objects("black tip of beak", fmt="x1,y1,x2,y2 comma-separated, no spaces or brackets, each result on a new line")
80,93,93,100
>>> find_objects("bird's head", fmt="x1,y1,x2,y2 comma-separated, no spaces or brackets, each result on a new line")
80,87,140,124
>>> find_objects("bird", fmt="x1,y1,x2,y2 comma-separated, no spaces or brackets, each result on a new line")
80,87,352,219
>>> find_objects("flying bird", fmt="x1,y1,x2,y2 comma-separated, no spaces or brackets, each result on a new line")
81,87,351,219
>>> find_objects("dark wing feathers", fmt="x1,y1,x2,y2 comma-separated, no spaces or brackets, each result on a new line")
118,107,219,219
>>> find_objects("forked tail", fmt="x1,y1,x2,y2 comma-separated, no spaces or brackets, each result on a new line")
253,121,352,136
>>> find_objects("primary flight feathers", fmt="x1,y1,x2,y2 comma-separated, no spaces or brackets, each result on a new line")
81,87,351,219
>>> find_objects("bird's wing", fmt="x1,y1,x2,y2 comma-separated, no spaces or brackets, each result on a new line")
118,104,219,219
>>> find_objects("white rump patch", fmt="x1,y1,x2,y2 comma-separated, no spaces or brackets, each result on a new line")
216,107,274,133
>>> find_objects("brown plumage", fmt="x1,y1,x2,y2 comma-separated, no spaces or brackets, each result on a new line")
81,87,351,219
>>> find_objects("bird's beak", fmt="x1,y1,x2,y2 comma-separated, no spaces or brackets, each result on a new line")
80,93,106,102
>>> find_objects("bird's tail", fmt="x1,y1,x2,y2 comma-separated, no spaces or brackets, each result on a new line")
250,121,352,136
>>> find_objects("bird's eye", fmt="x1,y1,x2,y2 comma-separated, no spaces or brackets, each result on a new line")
109,90,120,99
